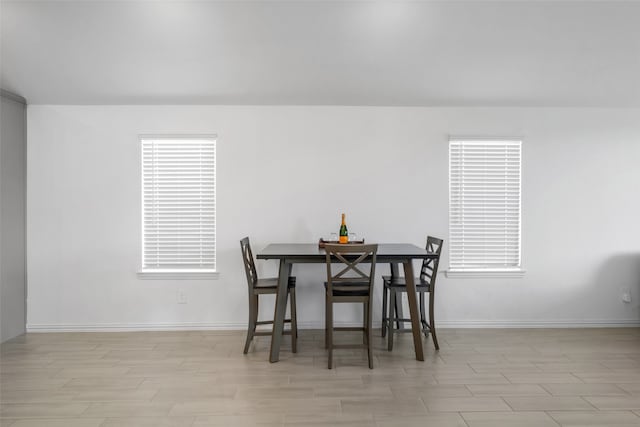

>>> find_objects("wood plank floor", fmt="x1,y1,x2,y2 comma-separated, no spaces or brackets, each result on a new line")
2,328,640,426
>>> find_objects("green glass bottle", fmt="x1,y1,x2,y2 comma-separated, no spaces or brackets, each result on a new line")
339,213,348,244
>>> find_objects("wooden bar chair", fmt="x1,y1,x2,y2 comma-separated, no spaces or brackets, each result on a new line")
240,237,297,354
324,243,378,369
381,236,443,351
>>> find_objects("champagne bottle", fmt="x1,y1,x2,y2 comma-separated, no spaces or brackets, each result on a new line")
339,213,348,244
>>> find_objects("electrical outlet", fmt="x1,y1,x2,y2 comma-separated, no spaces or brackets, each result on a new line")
622,288,632,303
177,290,187,304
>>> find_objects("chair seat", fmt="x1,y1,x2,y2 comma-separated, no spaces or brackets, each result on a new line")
381,275,430,290
255,276,296,290
324,282,370,296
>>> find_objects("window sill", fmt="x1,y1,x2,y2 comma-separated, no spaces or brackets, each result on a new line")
137,270,219,280
445,269,526,279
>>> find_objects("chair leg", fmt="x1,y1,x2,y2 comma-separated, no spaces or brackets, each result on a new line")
394,293,402,330
243,294,258,354
324,292,329,350
363,303,368,345
366,298,373,369
327,296,334,369
381,285,388,338
290,287,298,353
419,291,428,338
387,290,395,351
429,292,439,350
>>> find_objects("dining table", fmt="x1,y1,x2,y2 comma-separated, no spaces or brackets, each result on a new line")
256,242,438,363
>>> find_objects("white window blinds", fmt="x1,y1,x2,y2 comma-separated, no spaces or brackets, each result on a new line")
141,137,216,272
449,139,521,271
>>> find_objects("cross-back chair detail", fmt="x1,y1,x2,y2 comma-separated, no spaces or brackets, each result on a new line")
331,252,371,280
419,237,443,283
240,237,258,287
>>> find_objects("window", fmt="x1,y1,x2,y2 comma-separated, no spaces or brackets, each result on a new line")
448,139,522,277
139,136,217,279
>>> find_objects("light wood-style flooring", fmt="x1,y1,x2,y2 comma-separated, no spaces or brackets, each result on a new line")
2,328,640,426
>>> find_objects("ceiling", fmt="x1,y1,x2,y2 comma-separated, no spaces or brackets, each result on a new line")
2,0,640,106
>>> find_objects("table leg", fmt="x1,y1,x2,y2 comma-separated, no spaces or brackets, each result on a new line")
269,260,291,363
403,260,424,361
390,263,404,330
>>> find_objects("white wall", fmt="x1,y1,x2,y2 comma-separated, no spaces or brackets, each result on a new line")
1,92,27,342
26,105,640,331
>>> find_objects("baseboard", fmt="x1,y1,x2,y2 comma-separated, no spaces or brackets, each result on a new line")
436,319,640,328
27,322,248,333
26,321,367,333
26,318,640,333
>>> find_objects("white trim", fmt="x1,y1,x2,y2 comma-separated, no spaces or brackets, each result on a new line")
0,89,27,105
448,135,525,143
139,134,218,140
28,322,247,333
445,269,526,278
26,319,640,333
26,321,365,333
436,319,640,328
137,270,219,280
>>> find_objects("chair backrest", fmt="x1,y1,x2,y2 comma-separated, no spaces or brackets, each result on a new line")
420,236,444,287
240,237,258,289
324,244,378,295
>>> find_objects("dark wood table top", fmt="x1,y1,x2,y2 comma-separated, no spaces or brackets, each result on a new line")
257,243,435,262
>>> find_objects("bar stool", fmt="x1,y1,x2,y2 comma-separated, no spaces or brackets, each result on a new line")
240,237,297,354
381,236,443,350
324,243,378,369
